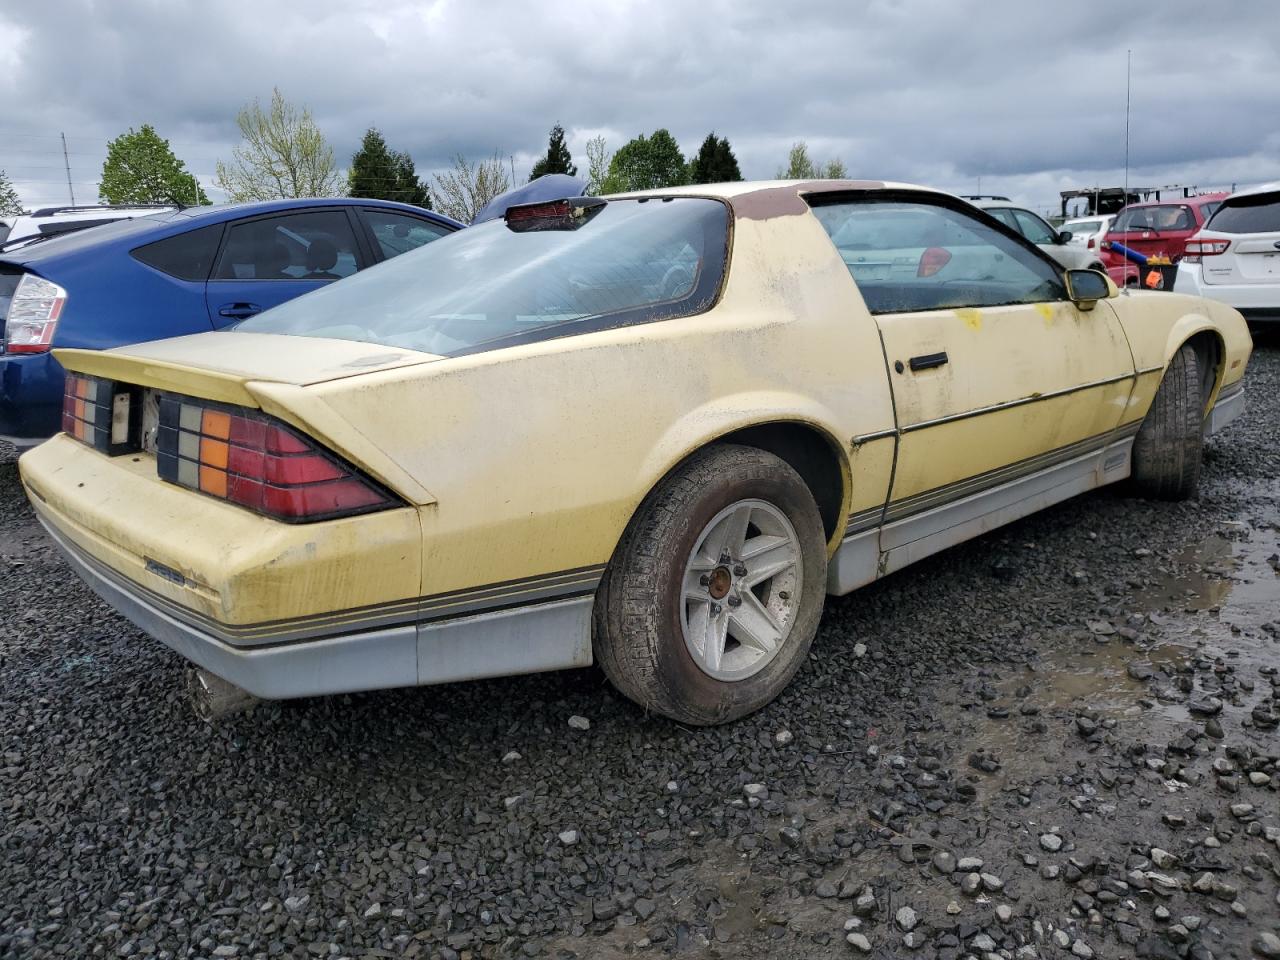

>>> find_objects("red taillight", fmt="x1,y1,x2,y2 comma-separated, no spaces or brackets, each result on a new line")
155,397,395,522
917,246,952,278
1182,238,1230,263
4,274,67,354
1087,237,1096,249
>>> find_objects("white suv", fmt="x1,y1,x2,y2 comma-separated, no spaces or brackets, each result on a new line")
1176,183,1280,325
0,204,177,251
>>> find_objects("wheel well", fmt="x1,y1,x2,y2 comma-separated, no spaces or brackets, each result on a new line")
717,422,846,542
1182,331,1222,410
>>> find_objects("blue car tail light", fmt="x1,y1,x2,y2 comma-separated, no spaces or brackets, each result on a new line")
4,273,68,353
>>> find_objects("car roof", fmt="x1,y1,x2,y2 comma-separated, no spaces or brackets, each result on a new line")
1119,193,1229,210
1224,181,1279,201
1,197,463,266
607,179,958,219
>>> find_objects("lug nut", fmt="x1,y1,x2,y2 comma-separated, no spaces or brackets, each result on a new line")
733,564,747,577
710,602,722,616
727,596,742,608
699,574,710,586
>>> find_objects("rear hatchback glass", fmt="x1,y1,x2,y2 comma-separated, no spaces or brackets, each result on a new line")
237,197,729,356
1112,205,1196,233
1205,193,1280,233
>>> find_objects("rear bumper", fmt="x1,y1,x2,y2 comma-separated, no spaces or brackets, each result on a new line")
0,351,64,443
36,504,595,700
1174,264,1280,321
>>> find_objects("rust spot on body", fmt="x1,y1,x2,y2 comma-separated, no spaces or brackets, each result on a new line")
731,180,886,220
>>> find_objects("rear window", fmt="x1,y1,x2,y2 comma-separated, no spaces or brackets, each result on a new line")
236,197,729,356
131,224,225,281
36,218,118,237
1065,219,1103,234
1112,205,1195,232
1205,193,1280,234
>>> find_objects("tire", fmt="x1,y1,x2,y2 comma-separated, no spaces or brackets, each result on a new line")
1129,344,1204,500
593,444,828,725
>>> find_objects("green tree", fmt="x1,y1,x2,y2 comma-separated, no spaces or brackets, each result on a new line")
431,152,511,223
688,132,742,184
777,141,846,180
601,129,687,193
529,123,577,181
584,136,611,196
0,169,22,217
347,128,431,207
98,125,208,206
215,88,342,201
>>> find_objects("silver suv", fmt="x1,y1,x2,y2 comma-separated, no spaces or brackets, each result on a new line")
966,197,1106,273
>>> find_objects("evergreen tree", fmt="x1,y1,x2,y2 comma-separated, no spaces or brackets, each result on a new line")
688,132,742,184
99,124,209,205
529,123,577,181
601,129,687,193
348,128,430,207
0,169,22,217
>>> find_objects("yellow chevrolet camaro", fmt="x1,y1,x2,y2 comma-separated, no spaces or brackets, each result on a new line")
19,181,1251,724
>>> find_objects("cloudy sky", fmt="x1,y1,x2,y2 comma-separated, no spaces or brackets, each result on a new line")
2,0,1278,214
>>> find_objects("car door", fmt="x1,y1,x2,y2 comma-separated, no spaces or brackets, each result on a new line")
356,208,456,263
811,195,1135,572
205,207,366,326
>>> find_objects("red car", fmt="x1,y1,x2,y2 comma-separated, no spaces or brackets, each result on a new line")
1101,193,1228,285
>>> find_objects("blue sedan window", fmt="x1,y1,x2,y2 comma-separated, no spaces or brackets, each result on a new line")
236,198,728,356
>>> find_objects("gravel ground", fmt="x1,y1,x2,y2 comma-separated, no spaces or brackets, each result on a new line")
2,338,1278,960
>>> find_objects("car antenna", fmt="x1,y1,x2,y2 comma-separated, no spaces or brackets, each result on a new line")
1122,49,1132,297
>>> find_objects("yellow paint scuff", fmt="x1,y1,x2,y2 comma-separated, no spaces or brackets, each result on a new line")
955,308,982,331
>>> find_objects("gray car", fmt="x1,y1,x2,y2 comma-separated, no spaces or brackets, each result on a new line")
967,197,1107,273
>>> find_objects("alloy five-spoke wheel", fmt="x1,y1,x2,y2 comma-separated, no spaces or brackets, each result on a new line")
593,444,827,725
681,499,802,681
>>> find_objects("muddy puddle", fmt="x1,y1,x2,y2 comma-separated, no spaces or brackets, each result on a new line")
952,520,1279,797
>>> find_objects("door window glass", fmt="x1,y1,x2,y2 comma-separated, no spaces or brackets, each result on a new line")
986,208,1019,231
131,224,224,281
214,210,360,281
811,199,1066,314
360,209,453,260
1012,209,1057,244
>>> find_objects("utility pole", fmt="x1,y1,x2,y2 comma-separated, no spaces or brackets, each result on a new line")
61,132,76,206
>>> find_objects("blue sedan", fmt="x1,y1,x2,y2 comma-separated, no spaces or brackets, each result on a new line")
0,198,462,446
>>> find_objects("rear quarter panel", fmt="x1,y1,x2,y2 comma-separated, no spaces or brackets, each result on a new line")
299,212,898,598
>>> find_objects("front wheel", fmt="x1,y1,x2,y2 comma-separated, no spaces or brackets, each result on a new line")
593,444,827,725
1129,343,1204,500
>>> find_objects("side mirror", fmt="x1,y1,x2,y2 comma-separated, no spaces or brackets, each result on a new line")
1065,268,1116,310
1057,230,1073,244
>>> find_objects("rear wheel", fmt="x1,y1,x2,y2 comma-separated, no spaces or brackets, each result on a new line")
593,444,827,725
1129,344,1204,500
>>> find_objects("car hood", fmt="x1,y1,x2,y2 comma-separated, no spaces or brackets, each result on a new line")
56,331,443,389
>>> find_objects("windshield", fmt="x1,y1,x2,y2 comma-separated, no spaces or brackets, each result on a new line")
237,197,729,356
1112,205,1195,233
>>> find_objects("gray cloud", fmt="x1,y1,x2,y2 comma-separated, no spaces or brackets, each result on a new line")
2,0,1278,213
